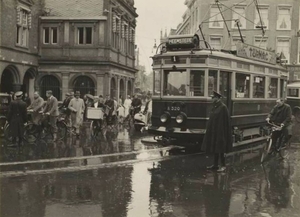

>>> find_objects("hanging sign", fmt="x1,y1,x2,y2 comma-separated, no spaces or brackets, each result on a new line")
236,42,276,65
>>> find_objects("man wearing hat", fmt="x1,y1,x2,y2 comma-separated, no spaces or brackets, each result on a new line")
59,92,72,130
27,91,44,125
201,91,232,172
123,95,132,119
7,91,27,146
104,94,115,124
43,90,59,141
68,91,85,137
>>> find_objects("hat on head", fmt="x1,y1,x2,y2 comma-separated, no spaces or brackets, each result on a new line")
75,91,80,96
70,92,74,96
211,91,223,98
65,93,70,96
15,91,23,97
46,90,53,95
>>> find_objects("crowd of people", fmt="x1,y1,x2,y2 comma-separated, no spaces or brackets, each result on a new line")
6,90,152,146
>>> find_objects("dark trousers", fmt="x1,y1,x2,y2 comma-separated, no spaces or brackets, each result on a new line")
214,153,226,167
271,128,289,149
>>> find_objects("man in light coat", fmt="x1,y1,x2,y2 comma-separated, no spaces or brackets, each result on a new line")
123,95,132,119
68,91,85,137
27,91,44,125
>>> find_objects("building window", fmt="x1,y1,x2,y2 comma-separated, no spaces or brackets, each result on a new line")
16,8,30,47
277,7,291,30
43,27,58,44
235,73,250,98
254,7,269,29
210,36,222,50
253,76,265,98
209,6,224,28
254,36,268,49
77,27,92,45
112,15,120,49
232,6,246,29
277,37,290,63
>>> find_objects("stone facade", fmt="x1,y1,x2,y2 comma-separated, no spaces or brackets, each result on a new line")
0,0,138,101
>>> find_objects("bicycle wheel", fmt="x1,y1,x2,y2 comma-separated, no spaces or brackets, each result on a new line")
4,123,12,142
23,123,39,142
90,120,101,140
56,121,67,140
261,139,272,163
279,141,290,159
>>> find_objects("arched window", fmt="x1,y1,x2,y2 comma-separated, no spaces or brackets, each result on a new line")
119,79,125,101
40,75,61,100
73,76,95,97
127,80,132,97
110,77,116,99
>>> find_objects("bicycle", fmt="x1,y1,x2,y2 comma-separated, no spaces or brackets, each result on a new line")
23,112,67,142
260,122,291,164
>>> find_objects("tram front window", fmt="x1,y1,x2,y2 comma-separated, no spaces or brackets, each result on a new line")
287,88,299,97
190,70,205,96
208,70,218,96
163,70,187,96
153,70,161,96
253,76,265,98
235,73,250,98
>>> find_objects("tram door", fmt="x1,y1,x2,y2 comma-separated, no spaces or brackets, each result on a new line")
219,71,232,113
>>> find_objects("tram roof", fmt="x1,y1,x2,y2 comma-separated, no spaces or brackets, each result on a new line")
287,82,300,88
153,49,287,71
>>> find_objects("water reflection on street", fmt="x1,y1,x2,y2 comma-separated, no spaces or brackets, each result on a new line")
0,124,300,217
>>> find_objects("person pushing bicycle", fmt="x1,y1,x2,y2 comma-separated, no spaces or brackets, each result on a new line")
266,98,292,150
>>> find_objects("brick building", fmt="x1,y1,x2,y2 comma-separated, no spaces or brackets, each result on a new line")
175,0,300,82
0,0,138,101
0,0,41,98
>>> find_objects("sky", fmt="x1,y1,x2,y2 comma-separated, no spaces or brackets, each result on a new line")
135,0,186,74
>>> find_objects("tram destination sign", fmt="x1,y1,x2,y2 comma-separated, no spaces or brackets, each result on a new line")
236,42,276,65
166,34,199,51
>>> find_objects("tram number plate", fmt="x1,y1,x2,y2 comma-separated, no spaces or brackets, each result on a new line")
167,106,181,111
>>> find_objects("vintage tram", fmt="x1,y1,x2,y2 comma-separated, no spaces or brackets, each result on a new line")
148,34,289,148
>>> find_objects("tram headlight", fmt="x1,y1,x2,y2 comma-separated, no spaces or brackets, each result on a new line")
176,115,184,124
160,114,168,123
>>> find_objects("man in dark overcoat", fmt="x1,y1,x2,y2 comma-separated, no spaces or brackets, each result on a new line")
201,91,232,172
7,91,27,146
266,98,292,149
43,90,59,141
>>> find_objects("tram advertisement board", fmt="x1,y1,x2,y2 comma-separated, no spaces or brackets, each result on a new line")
236,42,276,65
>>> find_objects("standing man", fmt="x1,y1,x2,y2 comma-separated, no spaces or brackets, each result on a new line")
60,93,72,130
104,94,115,123
7,91,27,146
143,95,152,128
68,91,85,137
123,95,132,120
27,91,44,125
201,91,232,172
43,90,59,141
131,94,142,116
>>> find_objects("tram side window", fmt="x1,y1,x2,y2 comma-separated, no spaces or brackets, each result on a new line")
253,76,265,98
235,73,250,98
190,70,205,96
287,88,299,97
208,70,218,96
153,70,161,96
163,70,187,96
267,77,278,98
